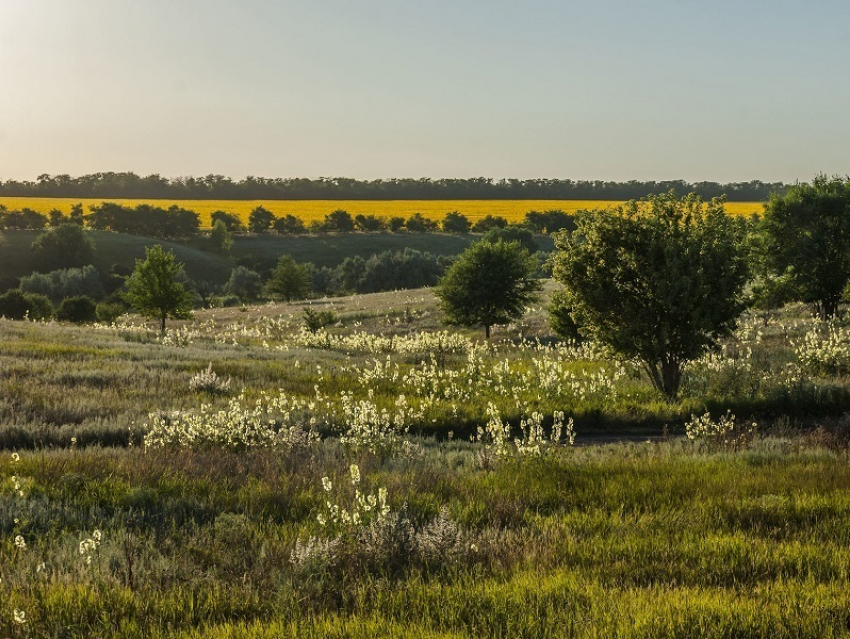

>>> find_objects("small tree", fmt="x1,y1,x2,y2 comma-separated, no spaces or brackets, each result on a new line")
406,212,439,233
209,219,233,254
31,223,95,270
354,214,386,232
265,255,311,302
69,203,85,226
323,209,355,233
442,211,471,234
123,245,194,332
762,175,850,319
471,215,508,233
435,240,541,339
553,192,749,399
248,206,275,234
273,214,307,235
483,226,538,253
210,210,245,233
223,266,263,302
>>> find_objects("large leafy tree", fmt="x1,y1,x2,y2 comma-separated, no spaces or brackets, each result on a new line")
761,175,850,319
553,192,749,399
435,240,541,339
124,245,194,332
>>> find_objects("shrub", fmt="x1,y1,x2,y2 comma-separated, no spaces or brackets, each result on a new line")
20,265,105,305
323,210,355,233
354,214,386,232
483,226,538,253
223,266,263,302
273,214,307,235
57,296,98,323
210,210,245,232
0,289,53,320
405,213,439,233
303,307,337,332
442,211,471,234
471,215,508,233
95,301,126,323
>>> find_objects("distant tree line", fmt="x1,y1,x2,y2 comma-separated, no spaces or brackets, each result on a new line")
0,172,787,201
0,201,575,241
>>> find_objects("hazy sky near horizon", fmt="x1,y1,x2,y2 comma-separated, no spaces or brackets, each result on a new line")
1,0,848,183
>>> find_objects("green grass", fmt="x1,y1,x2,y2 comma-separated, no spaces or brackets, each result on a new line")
3,442,850,637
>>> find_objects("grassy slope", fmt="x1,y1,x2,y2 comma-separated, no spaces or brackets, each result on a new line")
0,230,233,284
0,230,551,285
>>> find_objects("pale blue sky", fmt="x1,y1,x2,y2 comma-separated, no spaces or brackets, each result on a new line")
1,0,848,182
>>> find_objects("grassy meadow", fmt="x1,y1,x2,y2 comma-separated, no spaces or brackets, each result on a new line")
0,197,766,229
3,286,850,636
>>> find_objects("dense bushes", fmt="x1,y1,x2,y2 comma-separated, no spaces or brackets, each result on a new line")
86,202,200,238
57,296,98,323
0,289,53,320
20,265,105,305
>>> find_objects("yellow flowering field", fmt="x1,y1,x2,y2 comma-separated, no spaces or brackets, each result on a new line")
0,197,764,229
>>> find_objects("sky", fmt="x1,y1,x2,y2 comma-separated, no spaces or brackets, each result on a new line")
1,0,848,183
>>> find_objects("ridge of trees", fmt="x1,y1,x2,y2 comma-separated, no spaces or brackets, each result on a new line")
0,172,786,201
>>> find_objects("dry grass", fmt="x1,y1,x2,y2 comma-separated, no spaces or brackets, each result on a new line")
0,197,765,229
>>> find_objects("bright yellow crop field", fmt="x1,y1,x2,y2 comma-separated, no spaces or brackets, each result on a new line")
0,197,765,229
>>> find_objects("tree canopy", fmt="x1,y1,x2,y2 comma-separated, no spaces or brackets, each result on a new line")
435,240,541,339
123,245,194,332
761,175,850,319
553,191,749,399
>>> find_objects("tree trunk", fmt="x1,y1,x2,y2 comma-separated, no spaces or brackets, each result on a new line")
160,314,166,334
642,358,682,401
660,358,682,400
485,324,490,339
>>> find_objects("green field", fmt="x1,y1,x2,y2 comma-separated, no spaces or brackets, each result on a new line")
1,290,850,636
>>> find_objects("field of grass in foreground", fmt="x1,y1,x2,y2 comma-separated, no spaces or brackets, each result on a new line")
0,197,765,229
3,439,850,638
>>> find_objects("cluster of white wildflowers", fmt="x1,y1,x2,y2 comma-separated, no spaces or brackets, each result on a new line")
188,363,232,395
349,343,624,419
144,391,319,450
79,529,102,565
158,325,200,347
685,410,756,449
794,320,850,376
291,327,475,357
7,453,28,627
338,391,411,456
316,464,390,534
478,403,574,458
